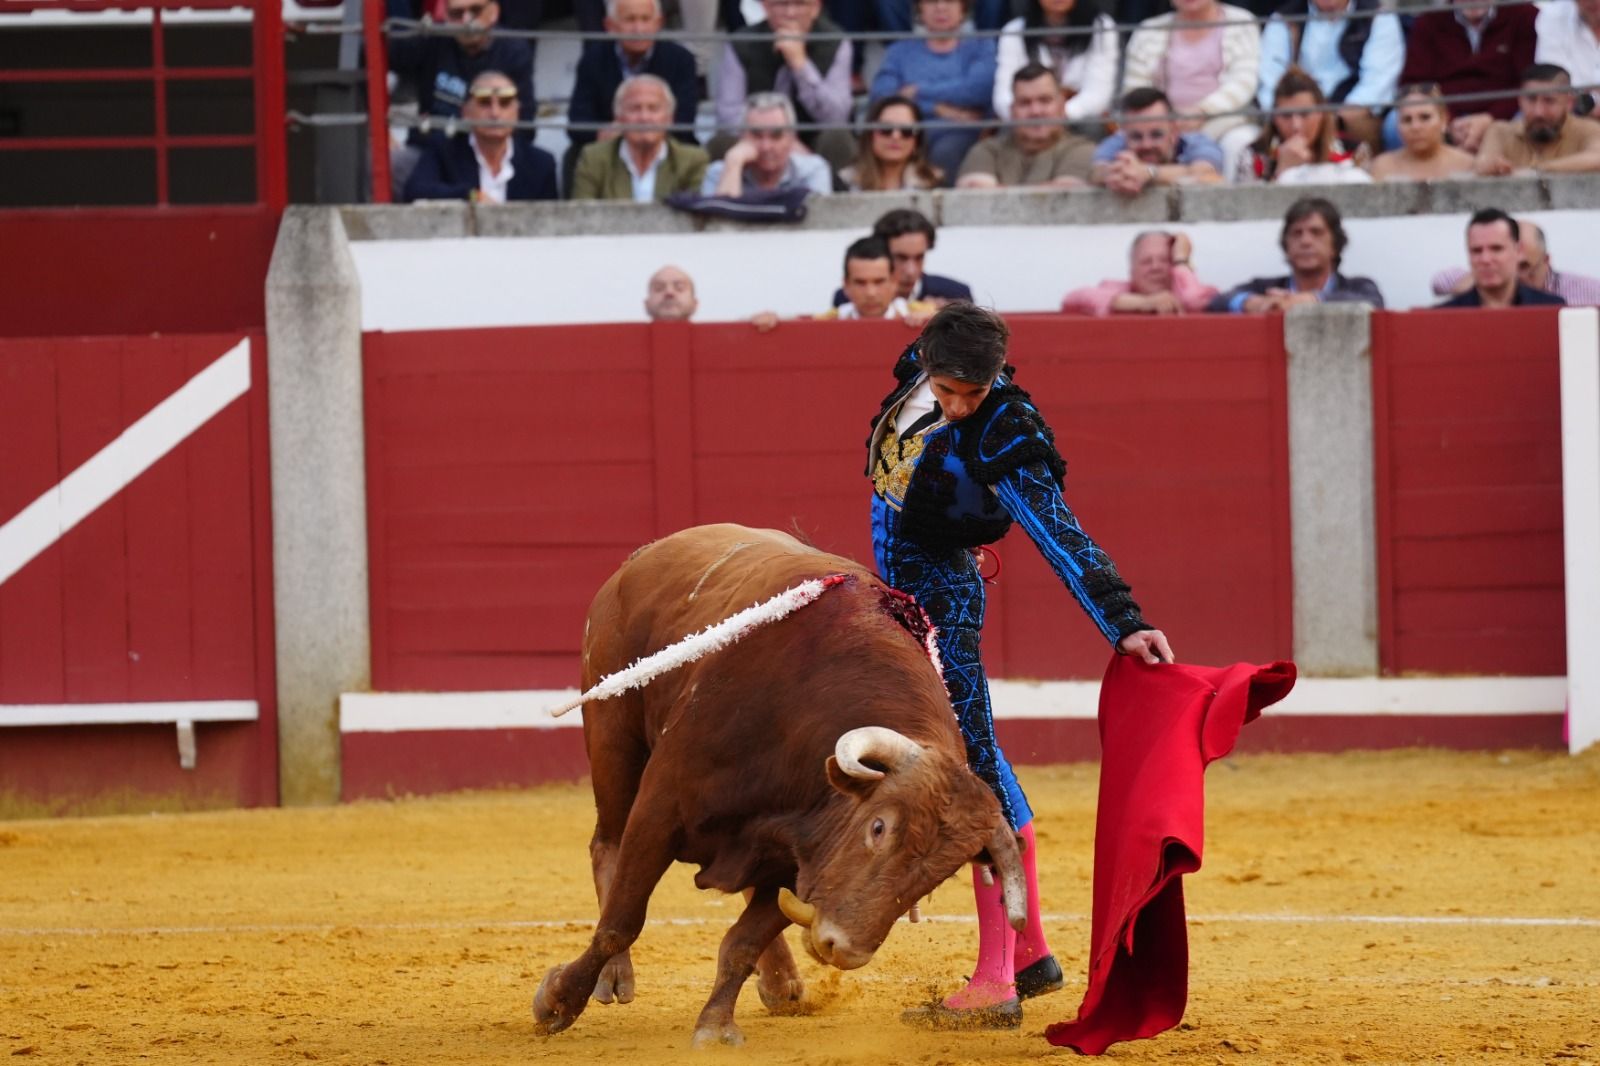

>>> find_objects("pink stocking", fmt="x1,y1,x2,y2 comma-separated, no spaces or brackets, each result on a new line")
1012,821,1053,971
943,861,1017,1009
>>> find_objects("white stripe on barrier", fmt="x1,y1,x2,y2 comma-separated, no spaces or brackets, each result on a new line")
0,700,258,727
338,676,1566,734
2,910,1595,939
0,338,251,589
1560,307,1600,756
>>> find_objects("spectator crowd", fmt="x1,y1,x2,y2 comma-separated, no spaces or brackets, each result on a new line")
384,0,1600,203
640,199,1595,328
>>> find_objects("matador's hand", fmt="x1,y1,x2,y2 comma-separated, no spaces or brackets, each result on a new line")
1118,629,1173,664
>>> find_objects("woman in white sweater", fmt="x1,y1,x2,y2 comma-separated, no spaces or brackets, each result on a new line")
992,0,1119,129
1121,0,1260,173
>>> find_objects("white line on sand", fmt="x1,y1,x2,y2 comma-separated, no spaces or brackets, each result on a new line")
3,912,1597,938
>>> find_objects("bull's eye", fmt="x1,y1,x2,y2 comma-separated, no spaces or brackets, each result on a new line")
871,818,886,839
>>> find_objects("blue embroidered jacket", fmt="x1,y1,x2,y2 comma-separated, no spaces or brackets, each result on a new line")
867,344,1150,644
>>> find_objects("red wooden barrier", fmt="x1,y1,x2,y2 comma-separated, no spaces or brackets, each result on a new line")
1372,309,1565,677
0,334,277,810
361,315,1295,693
0,210,280,339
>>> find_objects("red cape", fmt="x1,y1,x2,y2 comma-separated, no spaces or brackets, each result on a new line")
1044,655,1297,1055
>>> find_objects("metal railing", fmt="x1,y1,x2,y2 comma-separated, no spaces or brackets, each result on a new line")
0,0,288,209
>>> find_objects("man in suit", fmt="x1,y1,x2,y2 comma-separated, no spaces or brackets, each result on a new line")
403,70,558,202
565,0,699,184
572,76,710,201
1438,209,1568,309
1208,197,1385,313
834,209,974,309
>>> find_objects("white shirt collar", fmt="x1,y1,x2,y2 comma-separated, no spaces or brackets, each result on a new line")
620,138,667,203
470,135,515,203
837,297,913,320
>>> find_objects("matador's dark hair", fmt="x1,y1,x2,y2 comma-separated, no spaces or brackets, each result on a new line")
917,302,1008,384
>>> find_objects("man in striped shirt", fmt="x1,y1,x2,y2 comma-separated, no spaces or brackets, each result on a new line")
1430,218,1600,306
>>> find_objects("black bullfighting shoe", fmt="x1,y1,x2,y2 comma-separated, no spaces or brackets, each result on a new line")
1014,954,1064,1000
899,996,1023,1030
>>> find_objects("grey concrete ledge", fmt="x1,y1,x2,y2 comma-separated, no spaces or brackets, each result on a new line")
334,174,1577,241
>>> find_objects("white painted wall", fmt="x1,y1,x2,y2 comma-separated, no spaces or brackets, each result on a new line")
1560,308,1600,756
350,208,1600,332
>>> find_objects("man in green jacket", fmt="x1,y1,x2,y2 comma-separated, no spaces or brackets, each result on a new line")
572,75,710,201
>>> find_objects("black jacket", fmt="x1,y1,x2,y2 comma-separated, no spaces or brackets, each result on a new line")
1438,283,1567,308
402,131,558,202
566,41,700,152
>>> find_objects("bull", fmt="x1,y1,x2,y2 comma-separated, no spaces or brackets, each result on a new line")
532,523,1027,1046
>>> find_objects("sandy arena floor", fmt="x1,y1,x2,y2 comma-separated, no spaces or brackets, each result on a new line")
2,748,1598,1065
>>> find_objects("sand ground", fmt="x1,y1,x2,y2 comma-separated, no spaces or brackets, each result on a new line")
3,748,1598,1065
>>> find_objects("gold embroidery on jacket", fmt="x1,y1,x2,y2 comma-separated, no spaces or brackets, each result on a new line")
873,414,941,512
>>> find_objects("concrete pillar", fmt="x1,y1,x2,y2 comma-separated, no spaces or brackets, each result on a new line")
1284,303,1379,676
265,207,369,805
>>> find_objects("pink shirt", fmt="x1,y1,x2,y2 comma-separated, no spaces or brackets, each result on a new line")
1060,267,1219,316
1160,29,1226,115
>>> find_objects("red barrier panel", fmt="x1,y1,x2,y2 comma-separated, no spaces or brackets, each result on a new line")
1372,308,1565,676
0,209,280,338
362,315,1294,692
0,334,278,810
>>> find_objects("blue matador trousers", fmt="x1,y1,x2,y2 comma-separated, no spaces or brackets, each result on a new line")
872,500,1033,830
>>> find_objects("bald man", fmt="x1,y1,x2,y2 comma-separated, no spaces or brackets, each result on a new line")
645,266,698,321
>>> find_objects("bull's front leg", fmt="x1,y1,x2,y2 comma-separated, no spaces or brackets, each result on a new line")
691,888,794,1048
533,822,675,1036
741,888,805,1014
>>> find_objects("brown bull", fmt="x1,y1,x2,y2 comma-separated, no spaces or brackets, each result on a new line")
532,523,1026,1046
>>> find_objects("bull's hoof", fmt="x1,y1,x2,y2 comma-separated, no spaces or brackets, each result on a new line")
690,1020,746,1048
756,969,805,1015
594,952,636,1005
532,965,578,1035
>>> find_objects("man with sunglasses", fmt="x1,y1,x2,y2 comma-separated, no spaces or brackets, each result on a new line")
403,70,557,202
1090,88,1224,198
388,0,536,142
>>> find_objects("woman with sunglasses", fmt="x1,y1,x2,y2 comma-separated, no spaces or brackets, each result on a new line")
870,0,997,183
1369,84,1475,182
842,97,945,191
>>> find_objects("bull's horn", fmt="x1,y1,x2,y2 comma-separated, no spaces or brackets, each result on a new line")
834,726,924,780
986,823,1029,933
778,887,817,928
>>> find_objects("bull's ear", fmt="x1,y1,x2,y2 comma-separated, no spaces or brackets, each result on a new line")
825,755,880,799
